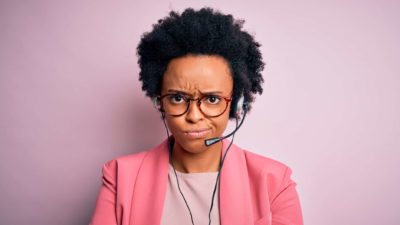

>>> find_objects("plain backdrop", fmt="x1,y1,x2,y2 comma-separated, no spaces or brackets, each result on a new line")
1,0,399,224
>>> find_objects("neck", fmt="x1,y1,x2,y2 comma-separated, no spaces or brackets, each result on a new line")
170,140,222,173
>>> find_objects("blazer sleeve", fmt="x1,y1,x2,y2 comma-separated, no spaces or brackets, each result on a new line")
270,166,304,225
90,160,118,225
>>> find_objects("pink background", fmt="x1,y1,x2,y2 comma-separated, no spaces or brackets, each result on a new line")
1,0,399,224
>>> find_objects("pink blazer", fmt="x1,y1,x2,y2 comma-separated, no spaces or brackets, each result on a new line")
90,138,303,225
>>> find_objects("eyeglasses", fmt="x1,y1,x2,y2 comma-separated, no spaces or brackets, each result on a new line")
157,93,232,117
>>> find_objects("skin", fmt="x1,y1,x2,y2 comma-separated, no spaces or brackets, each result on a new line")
161,54,233,173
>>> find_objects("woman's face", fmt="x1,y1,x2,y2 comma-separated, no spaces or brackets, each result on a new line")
161,54,233,154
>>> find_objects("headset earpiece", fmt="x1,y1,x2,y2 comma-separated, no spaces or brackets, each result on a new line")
235,95,248,119
152,97,162,111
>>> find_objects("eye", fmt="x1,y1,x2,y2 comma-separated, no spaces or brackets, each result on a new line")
204,95,221,104
169,94,186,104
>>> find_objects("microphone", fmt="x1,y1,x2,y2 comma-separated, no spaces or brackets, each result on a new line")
204,109,247,147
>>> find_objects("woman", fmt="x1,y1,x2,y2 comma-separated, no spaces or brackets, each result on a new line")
90,7,303,225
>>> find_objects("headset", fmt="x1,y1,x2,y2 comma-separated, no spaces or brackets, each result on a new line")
154,94,248,225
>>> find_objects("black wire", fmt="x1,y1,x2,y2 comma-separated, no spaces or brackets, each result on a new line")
208,117,238,225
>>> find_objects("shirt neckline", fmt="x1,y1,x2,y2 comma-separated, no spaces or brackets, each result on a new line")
168,163,219,178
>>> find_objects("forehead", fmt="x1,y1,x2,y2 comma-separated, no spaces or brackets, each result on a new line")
161,55,233,94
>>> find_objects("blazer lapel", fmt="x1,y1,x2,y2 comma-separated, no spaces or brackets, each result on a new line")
219,139,254,225
129,139,170,225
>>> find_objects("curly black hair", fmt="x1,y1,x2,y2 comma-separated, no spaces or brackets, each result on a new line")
137,7,265,119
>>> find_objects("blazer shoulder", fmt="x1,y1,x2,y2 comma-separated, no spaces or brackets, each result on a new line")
103,150,148,173
242,149,298,203
242,148,299,200
101,139,168,183
242,149,290,175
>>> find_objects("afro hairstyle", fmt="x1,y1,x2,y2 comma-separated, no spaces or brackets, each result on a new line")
136,7,265,119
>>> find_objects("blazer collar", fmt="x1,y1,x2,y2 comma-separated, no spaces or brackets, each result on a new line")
130,138,253,225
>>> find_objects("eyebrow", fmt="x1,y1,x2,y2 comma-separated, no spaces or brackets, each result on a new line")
166,89,224,96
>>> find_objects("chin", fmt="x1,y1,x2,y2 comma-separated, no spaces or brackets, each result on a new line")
176,138,209,154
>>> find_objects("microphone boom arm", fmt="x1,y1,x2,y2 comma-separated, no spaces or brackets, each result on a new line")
204,110,247,147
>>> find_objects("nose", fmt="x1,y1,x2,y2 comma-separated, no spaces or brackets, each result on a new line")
185,99,204,123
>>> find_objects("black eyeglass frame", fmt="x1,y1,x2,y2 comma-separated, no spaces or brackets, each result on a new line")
157,93,233,118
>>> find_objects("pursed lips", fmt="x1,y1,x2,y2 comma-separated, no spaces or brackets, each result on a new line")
183,128,211,138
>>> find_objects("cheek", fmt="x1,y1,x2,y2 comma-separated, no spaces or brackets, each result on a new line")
164,117,181,134
164,116,194,141
214,115,230,135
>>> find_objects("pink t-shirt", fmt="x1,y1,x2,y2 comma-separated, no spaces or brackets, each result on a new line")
160,163,221,225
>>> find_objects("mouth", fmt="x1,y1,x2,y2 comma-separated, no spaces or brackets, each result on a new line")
183,128,211,139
